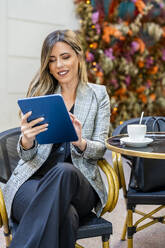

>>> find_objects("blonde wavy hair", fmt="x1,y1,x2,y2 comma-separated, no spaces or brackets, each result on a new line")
26,30,88,97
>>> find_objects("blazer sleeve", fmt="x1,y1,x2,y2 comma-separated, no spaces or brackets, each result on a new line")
73,86,110,159
17,134,38,161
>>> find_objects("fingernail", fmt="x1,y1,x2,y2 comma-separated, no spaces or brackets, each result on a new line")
41,117,44,120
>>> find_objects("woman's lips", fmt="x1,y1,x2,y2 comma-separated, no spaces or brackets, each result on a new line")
58,70,69,76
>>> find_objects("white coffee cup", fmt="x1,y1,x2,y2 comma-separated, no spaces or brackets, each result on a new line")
127,124,147,141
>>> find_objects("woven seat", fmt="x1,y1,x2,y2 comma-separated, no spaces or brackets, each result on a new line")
77,212,112,240
127,187,165,205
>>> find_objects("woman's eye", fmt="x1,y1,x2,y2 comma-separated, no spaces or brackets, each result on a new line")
63,55,70,60
49,59,56,63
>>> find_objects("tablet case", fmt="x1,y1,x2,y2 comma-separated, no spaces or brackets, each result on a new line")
17,94,78,144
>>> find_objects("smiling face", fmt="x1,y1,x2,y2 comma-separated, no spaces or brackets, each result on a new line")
49,41,79,88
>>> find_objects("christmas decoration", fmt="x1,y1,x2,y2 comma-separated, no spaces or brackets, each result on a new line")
74,0,165,130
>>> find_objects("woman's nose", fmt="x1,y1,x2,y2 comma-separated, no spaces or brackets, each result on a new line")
56,58,63,68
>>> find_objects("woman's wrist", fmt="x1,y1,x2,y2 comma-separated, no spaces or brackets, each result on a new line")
21,136,34,150
77,138,87,152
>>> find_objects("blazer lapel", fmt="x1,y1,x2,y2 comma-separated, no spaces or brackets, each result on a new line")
74,82,93,127
55,82,93,127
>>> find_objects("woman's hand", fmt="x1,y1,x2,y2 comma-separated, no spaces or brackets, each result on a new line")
21,111,48,150
69,113,87,152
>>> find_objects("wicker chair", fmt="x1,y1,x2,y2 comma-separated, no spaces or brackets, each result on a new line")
0,127,119,248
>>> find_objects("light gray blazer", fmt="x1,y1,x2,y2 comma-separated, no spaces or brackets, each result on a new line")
3,82,110,218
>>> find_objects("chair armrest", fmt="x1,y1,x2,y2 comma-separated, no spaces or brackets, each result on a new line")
0,187,11,246
112,152,127,199
97,159,119,216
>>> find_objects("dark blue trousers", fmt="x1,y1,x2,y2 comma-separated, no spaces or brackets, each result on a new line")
10,162,98,248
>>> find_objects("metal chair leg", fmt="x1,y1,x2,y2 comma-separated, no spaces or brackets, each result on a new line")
103,240,110,248
128,238,133,248
3,231,11,248
121,214,127,241
127,209,133,248
102,234,110,248
75,243,84,248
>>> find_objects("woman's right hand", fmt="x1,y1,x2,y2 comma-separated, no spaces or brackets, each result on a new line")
21,111,48,150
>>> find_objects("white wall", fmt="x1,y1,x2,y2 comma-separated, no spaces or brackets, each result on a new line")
0,0,79,131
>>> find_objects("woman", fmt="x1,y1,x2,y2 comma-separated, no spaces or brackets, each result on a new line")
3,29,110,248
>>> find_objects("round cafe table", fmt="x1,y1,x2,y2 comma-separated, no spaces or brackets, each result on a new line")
105,132,165,159
105,133,165,248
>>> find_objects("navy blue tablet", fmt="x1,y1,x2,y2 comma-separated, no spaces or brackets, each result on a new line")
17,94,78,144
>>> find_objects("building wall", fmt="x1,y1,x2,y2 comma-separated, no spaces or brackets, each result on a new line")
0,0,79,131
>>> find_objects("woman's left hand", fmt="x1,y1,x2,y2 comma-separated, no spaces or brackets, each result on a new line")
69,113,87,152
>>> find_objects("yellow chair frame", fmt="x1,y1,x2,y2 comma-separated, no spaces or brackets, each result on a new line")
112,151,165,248
0,158,119,248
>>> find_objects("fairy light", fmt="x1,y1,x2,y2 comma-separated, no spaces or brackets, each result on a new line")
91,25,95,29
113,107,118,112
79,19,83,24
93,68,97,71
92,62,96,66
86,0,90,4
120,121,123,125
89,44,93,48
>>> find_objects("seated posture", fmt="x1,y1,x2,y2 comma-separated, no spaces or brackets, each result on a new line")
3,29,110,248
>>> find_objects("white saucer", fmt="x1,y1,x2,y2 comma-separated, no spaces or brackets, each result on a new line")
120,137,153,148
